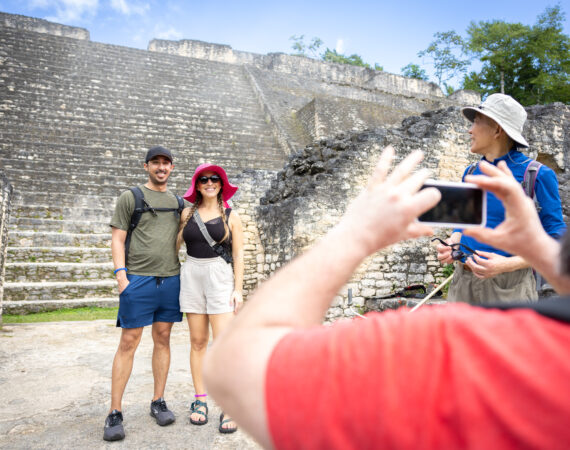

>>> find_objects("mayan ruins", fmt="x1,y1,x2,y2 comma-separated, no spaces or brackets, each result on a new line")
0,12,568,318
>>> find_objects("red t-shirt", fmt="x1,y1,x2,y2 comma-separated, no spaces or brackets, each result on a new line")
266,303,570,449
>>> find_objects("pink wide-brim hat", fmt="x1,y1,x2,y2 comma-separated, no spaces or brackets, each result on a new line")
183,163,238,208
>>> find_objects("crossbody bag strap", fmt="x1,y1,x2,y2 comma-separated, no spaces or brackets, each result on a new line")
192,210,233,264
193,210,217,247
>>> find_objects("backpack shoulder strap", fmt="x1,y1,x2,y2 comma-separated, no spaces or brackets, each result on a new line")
175,195,184,217
481,297,570,324
465,162,478,177
129,187,146,231
522,160,543,199
124,187,146,266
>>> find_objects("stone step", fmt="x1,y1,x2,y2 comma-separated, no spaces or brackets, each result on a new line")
5,262,115,283
11,204,112,221
8,231,110,248
2,298,119,315
3,280,117,301
8,216,109,234
6,246,112,263
12,192,116,211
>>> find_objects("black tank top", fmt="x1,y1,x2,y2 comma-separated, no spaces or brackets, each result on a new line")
183,208,232,258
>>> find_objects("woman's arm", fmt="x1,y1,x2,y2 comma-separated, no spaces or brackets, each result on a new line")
229,210,244,312
176,207,191,253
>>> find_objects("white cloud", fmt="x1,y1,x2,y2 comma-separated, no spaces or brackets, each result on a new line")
36,0,99,23
110,0,149,16
155,26,183,40
335,38,344,54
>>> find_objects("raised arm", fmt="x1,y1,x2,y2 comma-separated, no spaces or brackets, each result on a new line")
203,146,441,448
464,160,570,294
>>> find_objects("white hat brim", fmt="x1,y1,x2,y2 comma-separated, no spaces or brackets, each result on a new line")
461,106,529,148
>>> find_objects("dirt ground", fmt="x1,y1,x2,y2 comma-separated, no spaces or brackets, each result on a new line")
0,320,262,449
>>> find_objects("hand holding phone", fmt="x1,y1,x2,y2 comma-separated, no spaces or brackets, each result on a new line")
418,180,486,228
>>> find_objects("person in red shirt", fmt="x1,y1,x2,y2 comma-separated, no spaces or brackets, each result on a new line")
204,146,570,449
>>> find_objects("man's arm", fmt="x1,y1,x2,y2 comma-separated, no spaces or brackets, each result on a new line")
111,227,129,293
204,146,441,448
464,160,570,294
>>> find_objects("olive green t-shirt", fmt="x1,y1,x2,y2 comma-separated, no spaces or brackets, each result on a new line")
110,186,181,276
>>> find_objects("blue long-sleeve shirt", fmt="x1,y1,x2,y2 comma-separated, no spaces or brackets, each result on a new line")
455,149,566,258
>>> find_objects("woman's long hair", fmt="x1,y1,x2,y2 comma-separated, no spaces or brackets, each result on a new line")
176,182,230,252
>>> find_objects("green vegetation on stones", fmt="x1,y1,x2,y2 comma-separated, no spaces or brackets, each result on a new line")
3,307,118,323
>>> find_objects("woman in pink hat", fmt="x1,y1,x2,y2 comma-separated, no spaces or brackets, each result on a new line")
176,163,243,434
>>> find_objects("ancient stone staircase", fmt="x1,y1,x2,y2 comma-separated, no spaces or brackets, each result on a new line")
0,24,285,313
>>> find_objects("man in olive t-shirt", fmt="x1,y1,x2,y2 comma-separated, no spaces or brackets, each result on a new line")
103,146,184,442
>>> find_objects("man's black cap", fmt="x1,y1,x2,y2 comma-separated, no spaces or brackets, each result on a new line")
145,146,173,163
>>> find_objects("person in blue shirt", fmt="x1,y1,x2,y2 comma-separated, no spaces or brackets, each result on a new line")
436,93,566,304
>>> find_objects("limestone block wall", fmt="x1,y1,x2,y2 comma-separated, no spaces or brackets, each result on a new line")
223,170,276,294
0,12,89,40
0,173,13,317
149,38,480,156
257,104,569,320
149,39,445,99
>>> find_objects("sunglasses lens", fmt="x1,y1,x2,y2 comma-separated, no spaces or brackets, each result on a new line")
198,175,221,184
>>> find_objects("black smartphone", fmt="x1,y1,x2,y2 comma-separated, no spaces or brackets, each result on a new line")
418,180,486,228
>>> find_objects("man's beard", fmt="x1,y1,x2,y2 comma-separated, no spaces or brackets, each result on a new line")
150,171,169,185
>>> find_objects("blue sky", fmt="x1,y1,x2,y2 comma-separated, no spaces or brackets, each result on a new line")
0,0,568,89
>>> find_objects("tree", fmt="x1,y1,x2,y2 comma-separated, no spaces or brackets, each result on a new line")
289,35,323,58
322,48,371,68
401,63,428,81
418,31,471,93
463,5,570,105
289,37,382,71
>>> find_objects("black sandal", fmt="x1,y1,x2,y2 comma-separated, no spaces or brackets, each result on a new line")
219,412,237,434
190,399,208,425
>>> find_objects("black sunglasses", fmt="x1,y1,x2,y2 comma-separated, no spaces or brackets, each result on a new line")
431,238,480,261
198,175,221,184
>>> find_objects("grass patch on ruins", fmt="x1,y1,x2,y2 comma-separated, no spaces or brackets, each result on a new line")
3,307,118,323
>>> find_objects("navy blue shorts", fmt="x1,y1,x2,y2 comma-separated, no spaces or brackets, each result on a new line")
116,274,183,328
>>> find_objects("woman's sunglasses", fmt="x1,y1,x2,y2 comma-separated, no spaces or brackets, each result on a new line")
198,175,221,184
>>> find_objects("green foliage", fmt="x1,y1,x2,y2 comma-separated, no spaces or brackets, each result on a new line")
441,264,455,298
418,30,471,93
289,35,323,58
443,264,455,278
3,307,118,323
463,5,570,105
401,63,429,80
289,36,382,70
322,48,369,68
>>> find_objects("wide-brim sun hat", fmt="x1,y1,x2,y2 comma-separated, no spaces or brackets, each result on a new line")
461,93,529,148
183,163,238,208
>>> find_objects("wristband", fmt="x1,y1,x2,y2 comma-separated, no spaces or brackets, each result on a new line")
114,267,127,274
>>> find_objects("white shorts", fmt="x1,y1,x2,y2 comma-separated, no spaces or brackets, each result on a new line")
179,256,234,314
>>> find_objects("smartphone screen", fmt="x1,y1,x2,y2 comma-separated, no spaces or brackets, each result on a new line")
418,180,486,228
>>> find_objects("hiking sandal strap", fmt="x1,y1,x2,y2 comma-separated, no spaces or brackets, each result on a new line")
190,400,208,416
